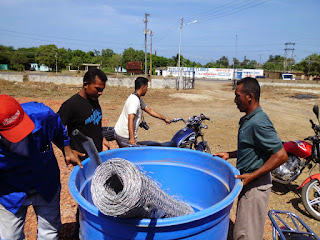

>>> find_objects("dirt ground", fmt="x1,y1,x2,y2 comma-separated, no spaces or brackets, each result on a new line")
1,78,320,239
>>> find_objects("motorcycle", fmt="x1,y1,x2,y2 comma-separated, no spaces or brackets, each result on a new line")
272,105,320,220
102,113,211,153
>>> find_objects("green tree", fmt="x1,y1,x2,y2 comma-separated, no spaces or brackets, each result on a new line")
72,50,86,58
294,54,320,76
35,45,58,69
194,62,203,68
204,62,218,68
17,47,37,65
108,54,122,73
263,55,284,71
0,45,14,64
121,47,144,69
152,55,169,68
102,49,114,58
171,54,181,67
94,49,100,56
101,48,114,67
232,57,240,67
71,56,84,71
183,59,194,67
238,57,258,69
216,56,229,68
10,51,28,71
58,48,73,69
84,51,95,63
89,49,102,64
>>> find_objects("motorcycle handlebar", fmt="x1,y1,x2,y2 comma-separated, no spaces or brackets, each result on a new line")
310,119,320,132
310,119,315,127
304,136,315,141
171,114,210,124
200,113,210,121
170,118,186,123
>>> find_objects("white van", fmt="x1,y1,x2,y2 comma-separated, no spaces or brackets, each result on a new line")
281,73,295,80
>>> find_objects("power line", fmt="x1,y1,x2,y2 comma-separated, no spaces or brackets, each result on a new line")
184,0,271,23
0,29,143,47
184,0,247,22
1,28,319,54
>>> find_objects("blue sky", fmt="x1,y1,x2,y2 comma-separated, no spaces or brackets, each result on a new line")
0,0,319,65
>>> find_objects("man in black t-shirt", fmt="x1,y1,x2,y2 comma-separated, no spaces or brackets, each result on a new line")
58,69,110,160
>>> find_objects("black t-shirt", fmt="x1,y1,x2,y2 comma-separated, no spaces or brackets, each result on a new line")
57,94,103,159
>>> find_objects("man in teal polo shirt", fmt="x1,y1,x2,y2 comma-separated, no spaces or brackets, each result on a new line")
215,77,288,240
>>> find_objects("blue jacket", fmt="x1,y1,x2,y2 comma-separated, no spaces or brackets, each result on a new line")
0,102,70,214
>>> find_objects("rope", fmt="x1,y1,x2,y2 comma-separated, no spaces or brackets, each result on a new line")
91,158,194,218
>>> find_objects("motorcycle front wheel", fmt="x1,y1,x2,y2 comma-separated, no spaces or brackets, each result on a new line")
196,142,211,154
301,179,320,221
203,144,211,154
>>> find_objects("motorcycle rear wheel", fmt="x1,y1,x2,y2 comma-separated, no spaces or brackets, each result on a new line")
301,179,320,221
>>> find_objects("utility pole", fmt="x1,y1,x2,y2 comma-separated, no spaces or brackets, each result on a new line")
284,42,295,71
144,13,150,75
258,54,262,66
308,57,311,77
55,52,58,73
178,17,184,83
148,30,153,78
177,18,197,83
232,35,238,89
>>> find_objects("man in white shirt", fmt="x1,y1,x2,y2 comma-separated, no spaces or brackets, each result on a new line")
114,77,171,147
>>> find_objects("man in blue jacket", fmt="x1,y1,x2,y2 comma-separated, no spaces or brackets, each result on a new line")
0,95,83,240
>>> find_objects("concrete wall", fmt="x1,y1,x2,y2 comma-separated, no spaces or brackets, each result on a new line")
260,82,320,88
28,74,83,85
0,73,24,82
0,73,176,89
150,78,176,89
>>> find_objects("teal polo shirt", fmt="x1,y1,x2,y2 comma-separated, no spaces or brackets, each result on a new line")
237,106,283,173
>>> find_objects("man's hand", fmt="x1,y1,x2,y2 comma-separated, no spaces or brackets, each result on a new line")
64,146,83,169
144,106,170,125
214,152,230,160
235,173,255,186
164,118,171,124
72,149,86,159
214,150,237,160
129,138,137,145
103,138,110,151
236,148,288,186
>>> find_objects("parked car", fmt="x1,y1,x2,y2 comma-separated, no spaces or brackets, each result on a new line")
281,73,295,80
313,77,320,81
256,76,265,79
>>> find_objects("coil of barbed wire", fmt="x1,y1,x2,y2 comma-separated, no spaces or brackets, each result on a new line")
91,158,194,219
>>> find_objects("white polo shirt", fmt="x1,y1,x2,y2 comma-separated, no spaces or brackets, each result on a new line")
114,94,147,138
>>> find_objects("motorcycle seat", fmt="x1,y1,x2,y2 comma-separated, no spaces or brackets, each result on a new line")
138,140,176,147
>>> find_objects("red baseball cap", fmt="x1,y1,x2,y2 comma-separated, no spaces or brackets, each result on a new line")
0,95,35,143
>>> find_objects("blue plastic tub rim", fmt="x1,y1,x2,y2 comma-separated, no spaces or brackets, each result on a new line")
68,147,243,227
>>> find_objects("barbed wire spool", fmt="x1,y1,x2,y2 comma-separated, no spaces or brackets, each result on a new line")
91,158,194,219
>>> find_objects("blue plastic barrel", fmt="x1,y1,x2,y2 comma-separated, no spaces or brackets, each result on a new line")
68,147,242,240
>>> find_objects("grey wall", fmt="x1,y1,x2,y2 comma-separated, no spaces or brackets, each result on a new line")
0,73,176,89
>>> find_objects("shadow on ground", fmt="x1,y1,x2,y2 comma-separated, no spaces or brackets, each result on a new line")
59,222,78,240
272,181,317,220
